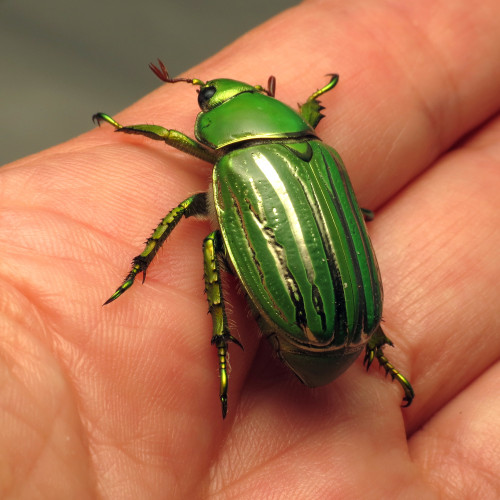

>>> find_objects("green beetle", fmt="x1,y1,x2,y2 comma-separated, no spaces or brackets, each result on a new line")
94,60,414,418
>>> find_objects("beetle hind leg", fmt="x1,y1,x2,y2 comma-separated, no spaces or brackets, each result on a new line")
364,326,414,407
203,230,243,419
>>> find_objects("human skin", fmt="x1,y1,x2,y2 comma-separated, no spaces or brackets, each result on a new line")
1,0,499,498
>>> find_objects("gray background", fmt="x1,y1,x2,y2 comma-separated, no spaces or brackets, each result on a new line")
0,0,299,165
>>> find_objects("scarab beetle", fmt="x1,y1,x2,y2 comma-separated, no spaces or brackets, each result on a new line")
94,60,414,418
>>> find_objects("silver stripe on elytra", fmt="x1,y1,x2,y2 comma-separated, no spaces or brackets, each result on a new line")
252,152,316,342
226,184,289,324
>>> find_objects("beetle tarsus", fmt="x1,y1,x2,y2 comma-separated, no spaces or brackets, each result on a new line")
103,267,141,305
92,112,122,129
365,327,414,407
221,396,228,419
212,336,230,420
226,333,244,350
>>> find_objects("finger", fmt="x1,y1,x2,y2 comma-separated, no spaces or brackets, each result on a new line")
373,113,500,430
96,0,500,208
409,360,500,496
79,0,500,423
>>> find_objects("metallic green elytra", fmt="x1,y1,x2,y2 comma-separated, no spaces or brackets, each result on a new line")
93,59,414,418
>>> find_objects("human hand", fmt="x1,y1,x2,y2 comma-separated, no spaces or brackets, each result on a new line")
1,0,499,497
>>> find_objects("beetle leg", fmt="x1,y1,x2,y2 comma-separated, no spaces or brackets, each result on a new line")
104,193,208,305
361,208,375,221
93,112,217,163
203,230,243,419
299,74,339,129
364,326,415,407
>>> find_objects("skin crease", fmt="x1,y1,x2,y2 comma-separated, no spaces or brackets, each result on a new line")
1,0,500,497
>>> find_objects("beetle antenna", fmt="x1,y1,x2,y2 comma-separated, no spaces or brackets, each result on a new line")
254,75,276,97
267,76,276,97
149,59,204,86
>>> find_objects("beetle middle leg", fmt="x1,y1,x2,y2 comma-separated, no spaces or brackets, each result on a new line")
364,326,415,407
203,230,243,419
104,192,208,304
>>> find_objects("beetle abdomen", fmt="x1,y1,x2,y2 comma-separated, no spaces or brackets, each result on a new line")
213,141,382,372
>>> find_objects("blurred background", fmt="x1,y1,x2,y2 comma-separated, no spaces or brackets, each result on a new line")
0,0,299,165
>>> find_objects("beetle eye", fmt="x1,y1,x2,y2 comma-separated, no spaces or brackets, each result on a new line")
198,86,216,111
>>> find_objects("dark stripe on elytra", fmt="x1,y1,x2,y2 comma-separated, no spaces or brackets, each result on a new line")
333,153,374,333
260,224,308,330
285,146,342,340
285,146,335,332
307,152,348,343
311,285,326,333
227,189,265,284
320,148,365,340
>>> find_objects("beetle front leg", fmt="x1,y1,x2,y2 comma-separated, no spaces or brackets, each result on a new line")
203,230,243,419
104,193,208,304
364,326,415,407
93,112,217,163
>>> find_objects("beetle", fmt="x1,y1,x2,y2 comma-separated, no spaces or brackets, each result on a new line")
93,59,414,418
